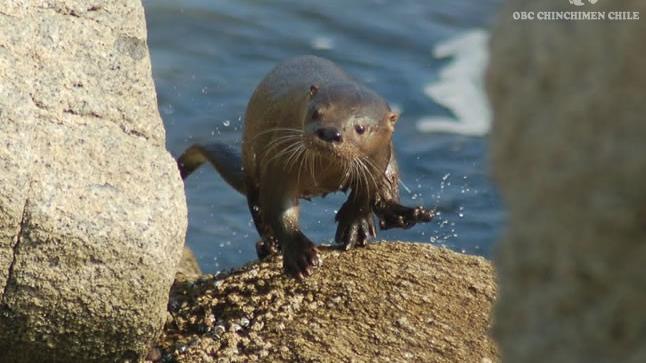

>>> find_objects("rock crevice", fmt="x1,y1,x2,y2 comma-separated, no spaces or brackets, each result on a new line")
2,196,29,303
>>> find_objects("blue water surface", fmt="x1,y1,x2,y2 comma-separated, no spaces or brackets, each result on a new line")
143,0,504,273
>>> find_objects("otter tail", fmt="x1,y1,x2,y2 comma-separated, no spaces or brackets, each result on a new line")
177,143,247,195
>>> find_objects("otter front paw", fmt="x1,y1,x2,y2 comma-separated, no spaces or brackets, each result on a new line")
375,202,434,230
335,204,376,250
282,233,320,279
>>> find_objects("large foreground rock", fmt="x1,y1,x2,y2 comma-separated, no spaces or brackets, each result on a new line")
158,243,497,362
489,1,646,361
0,1,186,361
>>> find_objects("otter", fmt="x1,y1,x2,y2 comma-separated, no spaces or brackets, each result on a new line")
178,56,434,278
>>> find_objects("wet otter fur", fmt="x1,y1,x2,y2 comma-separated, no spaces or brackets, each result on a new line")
178,56,434,278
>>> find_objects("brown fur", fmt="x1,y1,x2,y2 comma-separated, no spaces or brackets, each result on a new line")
178,56,434,278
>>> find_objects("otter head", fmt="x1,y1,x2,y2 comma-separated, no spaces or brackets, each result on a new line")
303,82,398,161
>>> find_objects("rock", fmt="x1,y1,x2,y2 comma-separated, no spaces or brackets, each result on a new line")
175,247,202,281
0,1,187,362
488,1,646,362
159,242,498,362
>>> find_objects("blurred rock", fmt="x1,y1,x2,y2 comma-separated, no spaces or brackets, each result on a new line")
159,243,498,362
488,1,646,362
0,1,187,362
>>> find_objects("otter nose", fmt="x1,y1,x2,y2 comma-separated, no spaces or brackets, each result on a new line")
315,127,343,143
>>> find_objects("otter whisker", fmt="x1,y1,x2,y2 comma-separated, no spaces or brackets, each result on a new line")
307,151,317,185
357,161,366,201
350,159,362,202
339,160,352,190
358,157,380,194
278,145,298,170
285,143,305,171
295,147,307,188
265,139,305,169
263,136,301,162
262,133,299,153
250,127,303,144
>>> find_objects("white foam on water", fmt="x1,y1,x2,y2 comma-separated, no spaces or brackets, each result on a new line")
310,36,334,50
417,29,491,136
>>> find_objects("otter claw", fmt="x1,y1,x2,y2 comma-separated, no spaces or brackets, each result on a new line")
335,211,376,250
283,234,320,278
376,203,435,230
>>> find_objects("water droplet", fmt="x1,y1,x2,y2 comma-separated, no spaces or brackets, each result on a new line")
160,104,175,115
223,120,231,127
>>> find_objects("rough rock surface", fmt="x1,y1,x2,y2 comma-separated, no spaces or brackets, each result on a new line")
0,1,187,362
158,243,497,362
176,247,202,281
488,1,646,362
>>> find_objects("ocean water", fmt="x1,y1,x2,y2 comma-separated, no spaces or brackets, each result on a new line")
143,0,504,273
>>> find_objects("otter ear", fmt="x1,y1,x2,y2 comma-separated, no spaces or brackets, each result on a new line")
309,84,319,97
387,112,399,129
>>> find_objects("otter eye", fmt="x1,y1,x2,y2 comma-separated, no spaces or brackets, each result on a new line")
312,110,321,120
355,125,365,135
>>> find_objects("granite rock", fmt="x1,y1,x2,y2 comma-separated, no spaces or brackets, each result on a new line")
158,243,497,363
0,1,187,361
